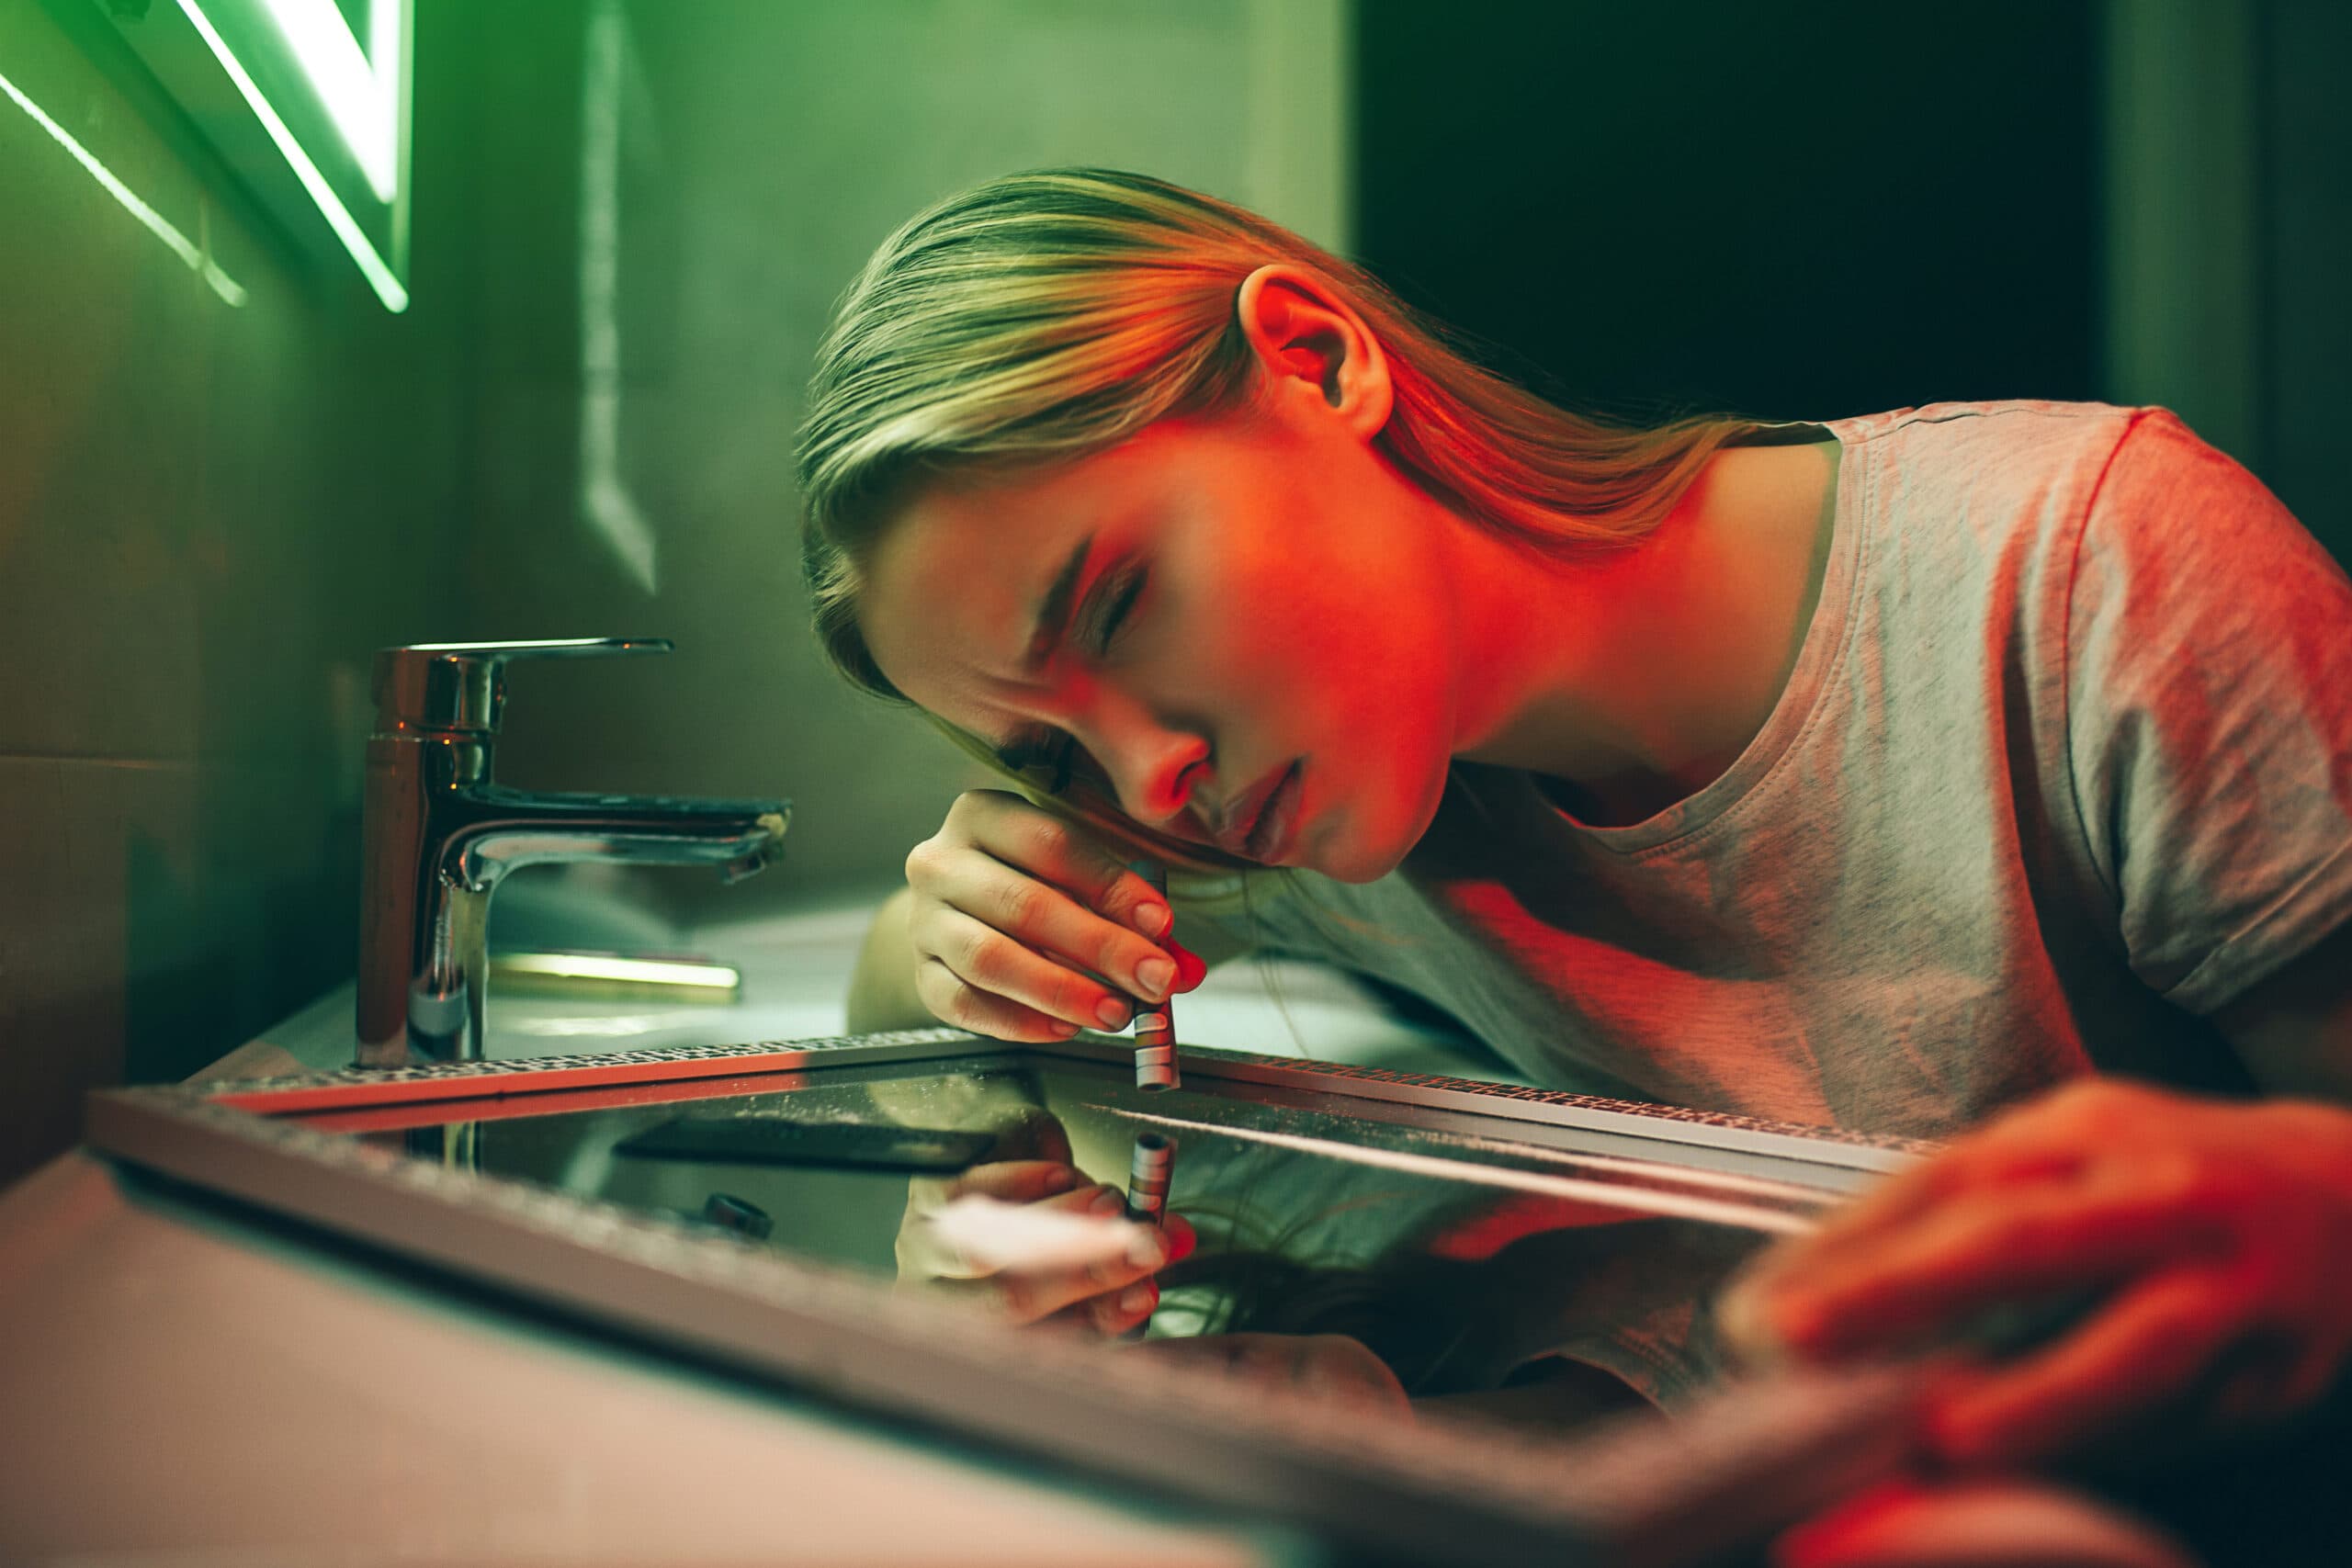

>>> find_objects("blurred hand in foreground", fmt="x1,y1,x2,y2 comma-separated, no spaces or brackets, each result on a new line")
1720,1079,2352,1466
1771,1478,2198,1568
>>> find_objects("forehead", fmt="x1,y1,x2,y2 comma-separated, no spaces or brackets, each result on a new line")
857,434,1172,724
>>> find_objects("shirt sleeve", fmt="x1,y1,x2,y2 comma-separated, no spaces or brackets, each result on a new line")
2064,409,2352,1014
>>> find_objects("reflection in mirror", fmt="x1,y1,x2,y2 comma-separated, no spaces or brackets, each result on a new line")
303,1054,1817,1442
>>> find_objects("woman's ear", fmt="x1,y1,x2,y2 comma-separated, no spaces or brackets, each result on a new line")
1234,264,1393,441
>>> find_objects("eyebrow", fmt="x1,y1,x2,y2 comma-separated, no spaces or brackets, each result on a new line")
1020,532,1094,675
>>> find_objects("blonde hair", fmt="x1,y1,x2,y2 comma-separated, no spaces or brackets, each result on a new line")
797,167,1751,875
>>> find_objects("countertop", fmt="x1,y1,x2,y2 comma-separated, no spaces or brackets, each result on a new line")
0,892,1492,1564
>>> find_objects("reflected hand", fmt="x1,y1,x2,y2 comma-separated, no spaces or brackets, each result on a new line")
1132,1332,1413,1420
1720,1080,2352,1466
895,1110,1196,1335
903,790,1205,1041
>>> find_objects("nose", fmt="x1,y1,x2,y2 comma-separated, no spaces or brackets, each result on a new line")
1077,685,1207,828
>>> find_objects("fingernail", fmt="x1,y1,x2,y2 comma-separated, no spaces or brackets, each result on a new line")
1126,1227,1167,1268
1135,957,1175,998
1091,1188,1125,1217
1095,997,1133,1029
1133,903,1170,937
1119,1281,1156,1314
1044,1168,1083,1193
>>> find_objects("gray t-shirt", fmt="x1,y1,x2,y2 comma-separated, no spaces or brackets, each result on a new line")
1193,401,2352,1140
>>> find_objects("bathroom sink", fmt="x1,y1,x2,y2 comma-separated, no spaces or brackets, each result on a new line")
101,1025,1927,1567
235,866,1518,1086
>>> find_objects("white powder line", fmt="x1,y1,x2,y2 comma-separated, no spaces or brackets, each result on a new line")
1384,1128,1831,1204
1095,1106,1816,1236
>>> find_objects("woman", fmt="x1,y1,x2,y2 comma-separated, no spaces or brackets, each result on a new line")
796,169,2352,1462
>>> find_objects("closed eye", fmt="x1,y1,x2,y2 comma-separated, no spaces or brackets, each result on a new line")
995,563,1148,793
1080,562,1147,657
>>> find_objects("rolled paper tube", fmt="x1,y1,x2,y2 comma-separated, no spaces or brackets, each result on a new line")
1127,859,1180,1092
1124,1131,1176,1226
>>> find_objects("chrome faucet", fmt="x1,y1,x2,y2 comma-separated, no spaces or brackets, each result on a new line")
356,638,789,1068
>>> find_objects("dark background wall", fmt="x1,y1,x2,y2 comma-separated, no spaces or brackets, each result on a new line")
2256,0,2352,556
1354,0,2348,560
1357,0,2101,424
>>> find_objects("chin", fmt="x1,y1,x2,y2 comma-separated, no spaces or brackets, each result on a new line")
1291,752,1446,885
1321,758,1449,884
1301,810,1415,885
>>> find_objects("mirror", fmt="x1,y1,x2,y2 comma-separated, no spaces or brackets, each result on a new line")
93,1033,1920,1563
290,1046,1820,1437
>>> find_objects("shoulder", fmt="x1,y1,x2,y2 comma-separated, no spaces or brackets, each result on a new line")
1831,400,2155,557
2070,407,2337,613
1834,399,2144,474
1832,401,2323,586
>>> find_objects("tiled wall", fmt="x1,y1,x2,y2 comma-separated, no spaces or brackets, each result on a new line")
0,0,1348,1185
0,3,474,1182
459,0,1351,919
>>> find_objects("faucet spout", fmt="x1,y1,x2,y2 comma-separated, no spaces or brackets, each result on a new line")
448,789,789,888
355,640,791,1068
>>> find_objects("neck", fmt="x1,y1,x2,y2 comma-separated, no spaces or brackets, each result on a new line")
1448,440,1838,824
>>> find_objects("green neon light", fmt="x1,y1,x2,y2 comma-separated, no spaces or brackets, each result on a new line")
175,0,409,312
255,0,395,199
0,65,247,307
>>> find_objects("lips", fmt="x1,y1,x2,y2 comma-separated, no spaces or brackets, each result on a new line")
1214,760,1302,863
1245,761,1303,863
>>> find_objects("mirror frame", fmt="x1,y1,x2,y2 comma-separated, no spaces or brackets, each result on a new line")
85,1029,1932,1566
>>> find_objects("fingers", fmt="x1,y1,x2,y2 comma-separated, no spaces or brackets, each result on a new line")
1926,1268,2247,1466
910,906,1125,1040
1042,1275,1160,1336
945,1158,1087,1205
970,1213,1178,1325
1770,1083,2164,1277
1729,1083,2352,1476
1773,1477,2201,1568
931,793,1179,955
1028,1212,1195,1335
905,795,1201,1037
919,1184,1191,1325
901,1165,1096,1280
1765,1182,2217,1359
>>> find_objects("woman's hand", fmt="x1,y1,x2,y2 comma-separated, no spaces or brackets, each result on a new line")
902,790,1206,1041
1771,1478,2199,1568
1720,1080,2352,1467
895,1109,1197,1335
1131,1332,1414,1420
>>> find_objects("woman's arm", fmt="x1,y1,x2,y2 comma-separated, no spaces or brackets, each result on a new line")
2212,919,2352,1100
846,886,936,1032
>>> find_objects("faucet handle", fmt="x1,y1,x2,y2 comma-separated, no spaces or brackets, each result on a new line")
371,637,673,734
